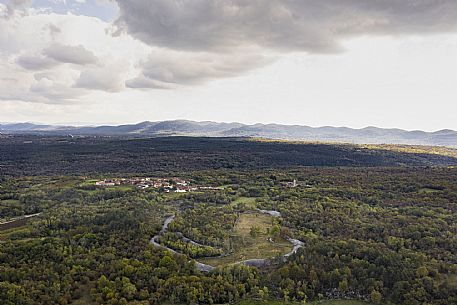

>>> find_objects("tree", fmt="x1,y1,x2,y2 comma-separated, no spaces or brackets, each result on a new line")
159,255,176,269
121,277,137,300
97,275,109,289
338,279,348,292
416,266,428,278
370,290,382,304
257,288,265,300
271,224,281,239
249,226,260,238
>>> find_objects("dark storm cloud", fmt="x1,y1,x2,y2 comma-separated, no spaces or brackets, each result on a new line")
114,0,457,53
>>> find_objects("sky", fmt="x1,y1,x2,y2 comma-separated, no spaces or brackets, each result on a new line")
1,1,457,131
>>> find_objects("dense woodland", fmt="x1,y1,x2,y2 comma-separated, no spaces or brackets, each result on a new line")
0,136,457,304
1,135,457,176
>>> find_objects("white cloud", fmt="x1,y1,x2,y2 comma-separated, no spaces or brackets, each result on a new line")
16,54,59,70
0,4,278,104
43,43,99,65
0,8,149,103
1,0,31,18
29,76,84,102
7,0,456,104
127,48,273,89
75,63,126,92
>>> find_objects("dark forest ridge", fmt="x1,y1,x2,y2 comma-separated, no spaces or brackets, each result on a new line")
1,120,456,147
1,136,457,176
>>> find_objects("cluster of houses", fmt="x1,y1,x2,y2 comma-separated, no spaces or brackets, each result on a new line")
283,179,298,188
95,177,306,193
280,179,312,188
130,177,192,192
95,177,221,193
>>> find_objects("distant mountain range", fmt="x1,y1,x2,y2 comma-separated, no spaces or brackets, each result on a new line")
1,120,456,147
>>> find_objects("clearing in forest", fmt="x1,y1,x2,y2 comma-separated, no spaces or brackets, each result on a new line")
199,212,291,266
230,197,258,208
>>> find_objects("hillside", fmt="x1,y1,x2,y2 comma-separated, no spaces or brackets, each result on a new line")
1,120,456,146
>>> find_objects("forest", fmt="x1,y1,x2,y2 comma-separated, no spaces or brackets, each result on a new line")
1,135,457,176
0,136,456,305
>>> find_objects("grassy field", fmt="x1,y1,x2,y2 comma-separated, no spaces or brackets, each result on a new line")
199,212,291,266
362,144,457,158
78,179,99,186
231,197,258,208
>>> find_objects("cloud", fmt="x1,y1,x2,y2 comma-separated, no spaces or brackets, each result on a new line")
6,0,32,8
4,0,457,106
1,4,276,103
0,71,86,105
0,11,119,103
74,65,126,92
126,49,273,89
0,10,149,104
47,23,61,38
29,76,86,103
113,0,457,53
3,0,32,18
125,75,168,90
16,54,59,70
43,43,99,65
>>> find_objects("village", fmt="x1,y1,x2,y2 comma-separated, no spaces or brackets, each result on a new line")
95,177,305,193
95,177,223,193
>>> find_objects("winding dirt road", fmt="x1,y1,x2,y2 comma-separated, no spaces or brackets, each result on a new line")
150,209,304,272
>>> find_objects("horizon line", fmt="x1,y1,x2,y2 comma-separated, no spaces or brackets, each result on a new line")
1,119,456,133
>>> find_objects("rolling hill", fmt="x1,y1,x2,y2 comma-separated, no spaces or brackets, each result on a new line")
1,120,456,146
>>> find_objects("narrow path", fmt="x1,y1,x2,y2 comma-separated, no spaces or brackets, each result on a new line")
150,215,215,271
284,238,305,257
257,209,281,217
0,213,42,226
150,215,177,253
